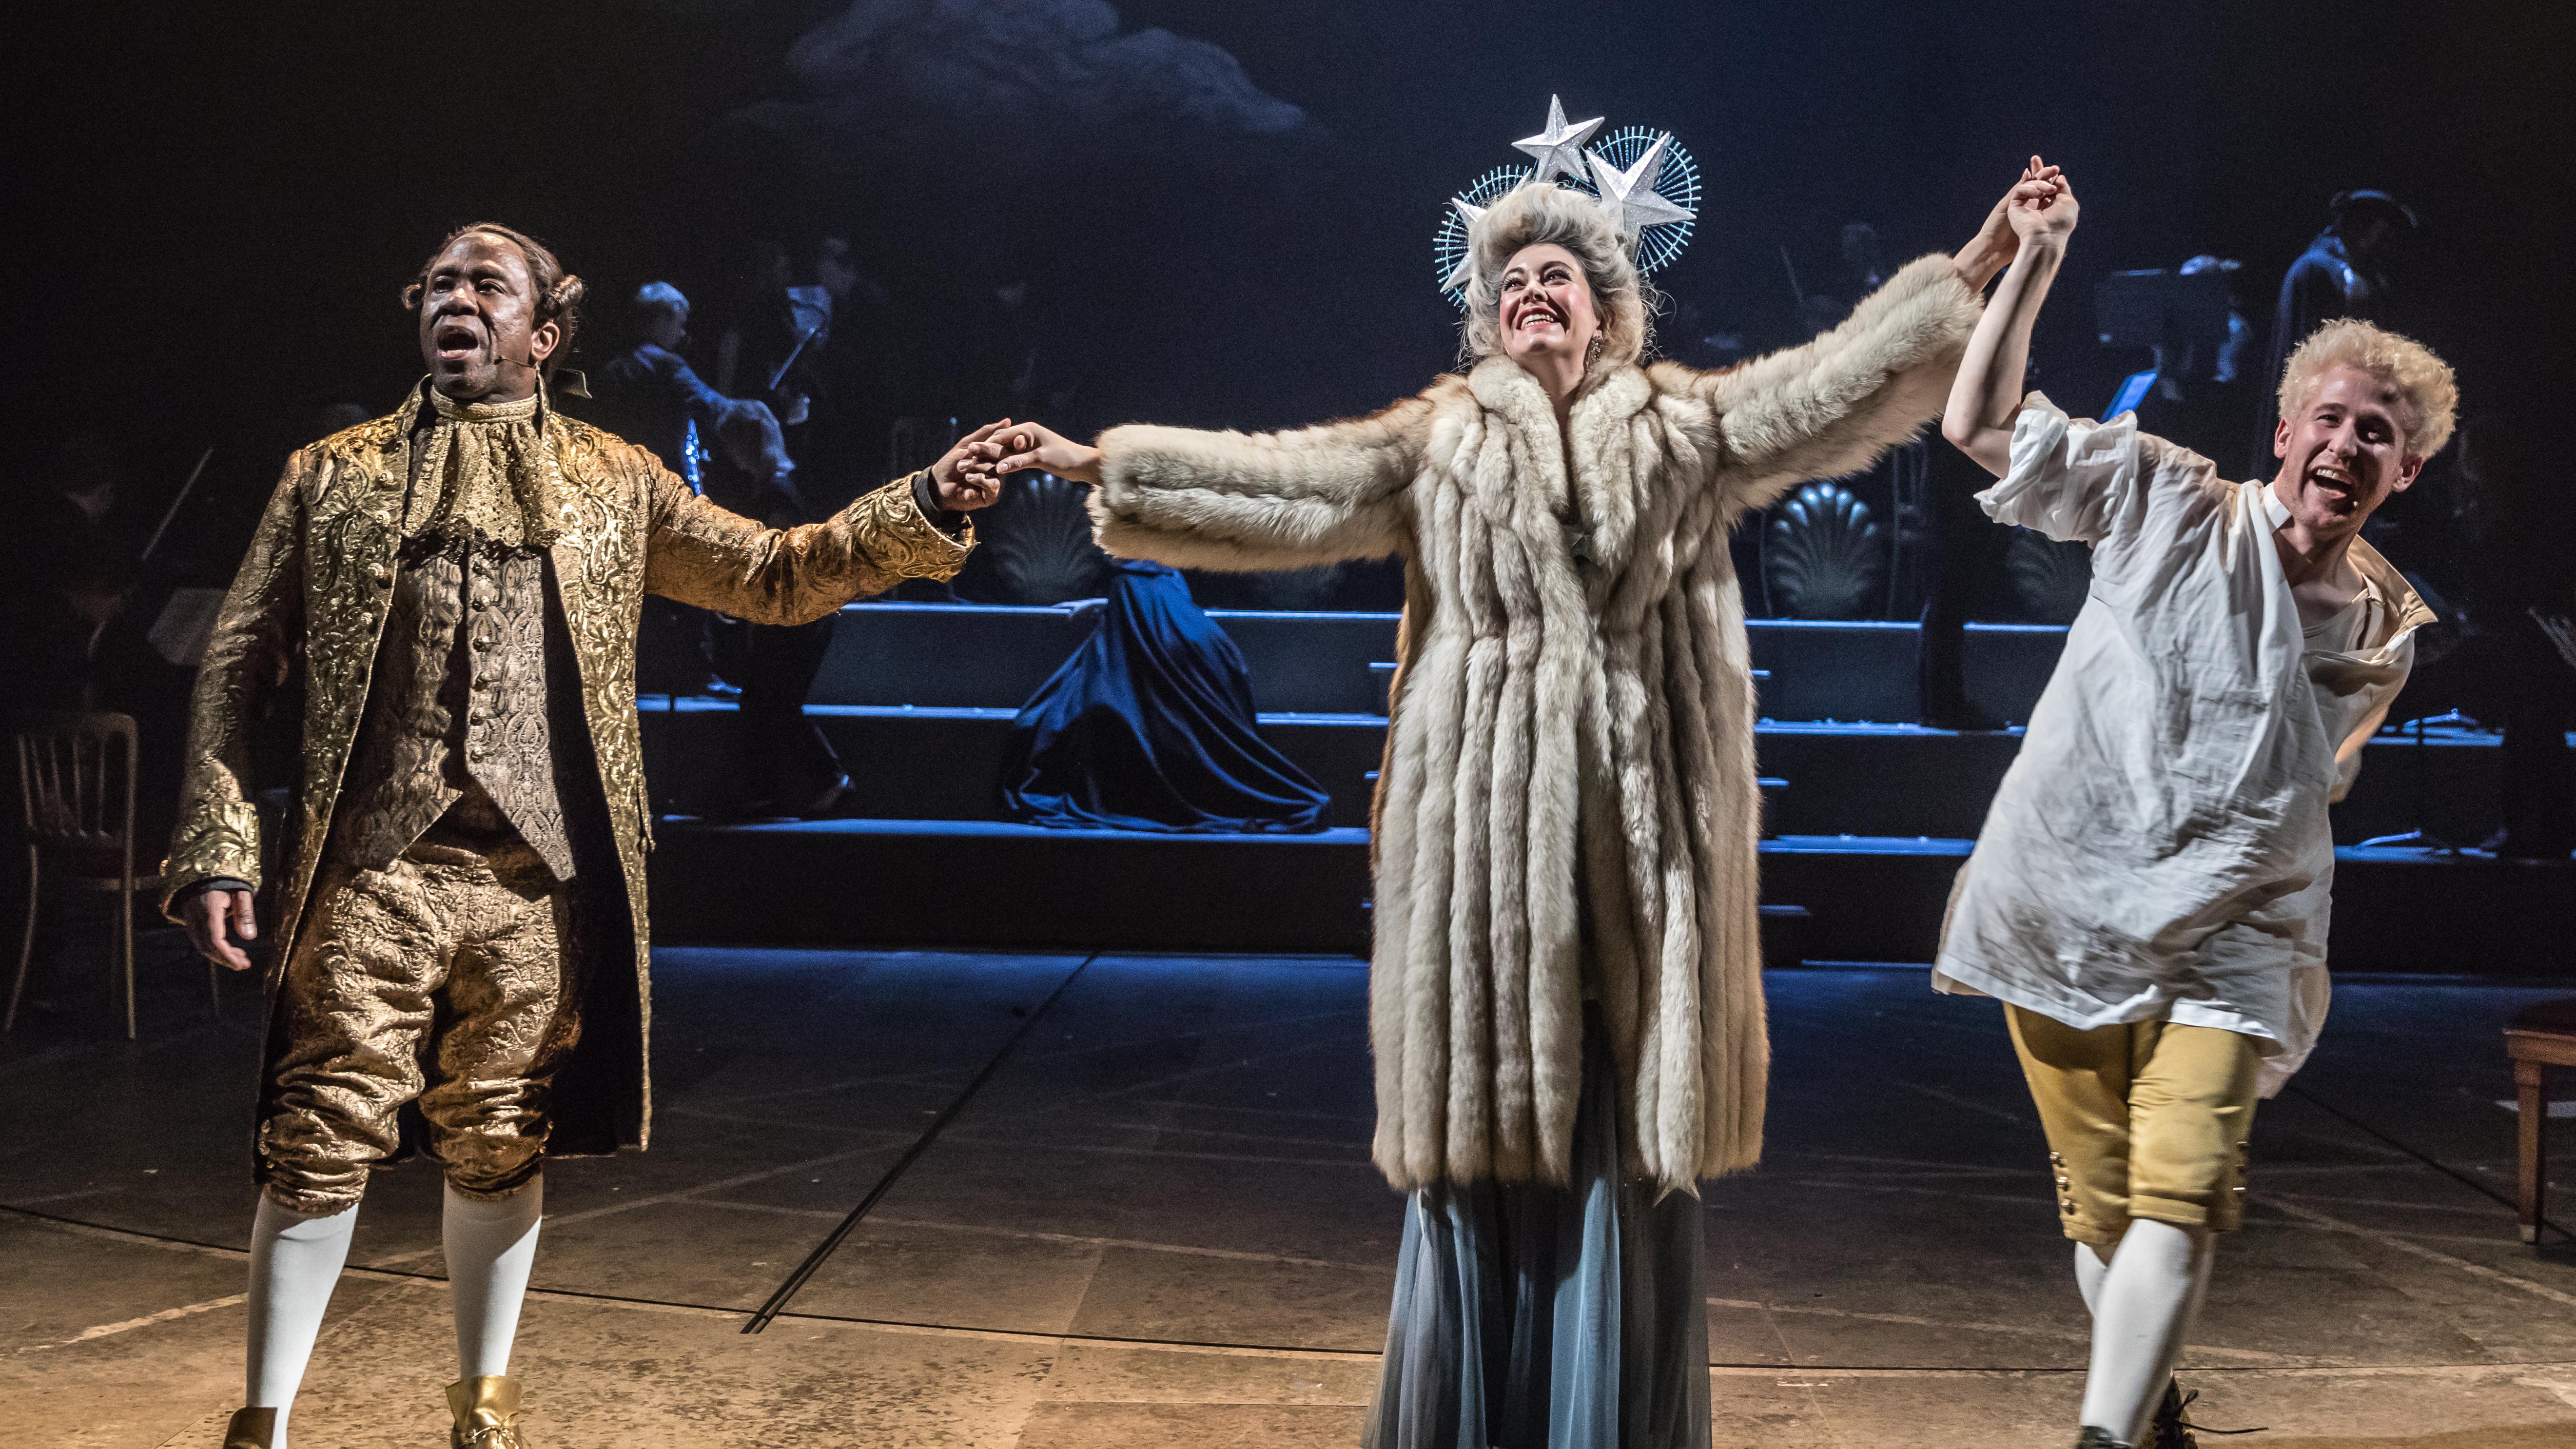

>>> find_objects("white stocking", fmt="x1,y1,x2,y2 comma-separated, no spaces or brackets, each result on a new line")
2080,1219,2214,1445
2073,1240,2109,1316
443,1176,543,1380
245,1196,362,1446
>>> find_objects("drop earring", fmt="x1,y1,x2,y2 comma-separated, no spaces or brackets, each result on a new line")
1585,335,1604,368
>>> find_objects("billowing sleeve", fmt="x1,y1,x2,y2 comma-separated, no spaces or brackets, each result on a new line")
162,454,310,911
1690,253,1984,509
1088,390,1436,573
1977,393,2215,553
643,457,973,625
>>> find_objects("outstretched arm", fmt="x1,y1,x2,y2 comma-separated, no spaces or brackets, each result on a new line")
1682,162,2062,508
1943,160,2077,476
988,396,1434,573
643,423,1001,623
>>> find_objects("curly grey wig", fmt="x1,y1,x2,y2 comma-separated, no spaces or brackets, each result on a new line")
1457,183,1655,368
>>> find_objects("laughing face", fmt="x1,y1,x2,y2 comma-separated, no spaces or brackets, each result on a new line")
1497,243,1602,371
416,232,557,401
2269,365,2424,543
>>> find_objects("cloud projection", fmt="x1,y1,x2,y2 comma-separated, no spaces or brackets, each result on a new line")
738,0,1313,181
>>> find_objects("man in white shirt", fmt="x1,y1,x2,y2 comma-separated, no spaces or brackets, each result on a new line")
1935,161,2458,1449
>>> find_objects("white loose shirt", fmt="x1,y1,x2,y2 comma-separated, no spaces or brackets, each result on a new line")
1933,395,2431,1093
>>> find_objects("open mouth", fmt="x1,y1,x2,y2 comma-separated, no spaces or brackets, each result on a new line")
433,321,483,360
1512,302,1565,334
2306,465,2359,509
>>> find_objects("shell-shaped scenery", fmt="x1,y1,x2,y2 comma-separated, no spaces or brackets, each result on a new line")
1765,482,1885,620
2004,529,2093,625
983,472,1113,606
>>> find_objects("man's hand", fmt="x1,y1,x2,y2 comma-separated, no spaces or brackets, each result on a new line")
180,887,259,972
987,422,1105,487
1954,156,2065,291
930,419,1015,512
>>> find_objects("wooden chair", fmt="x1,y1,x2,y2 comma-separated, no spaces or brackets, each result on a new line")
2505,999,2576,1244
5,711,210,1039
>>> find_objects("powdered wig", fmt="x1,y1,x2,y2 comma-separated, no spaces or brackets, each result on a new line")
2278,318,2458,458
1457,184,1654,368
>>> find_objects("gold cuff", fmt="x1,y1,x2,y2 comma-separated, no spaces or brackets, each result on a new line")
841,472,974,582
161,797,265,917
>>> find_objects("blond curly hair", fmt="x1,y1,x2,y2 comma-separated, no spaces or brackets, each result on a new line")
1457,183,1656,368
2277,318,2458,458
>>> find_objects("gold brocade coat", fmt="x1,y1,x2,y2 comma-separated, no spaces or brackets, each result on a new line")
164,386,973,1152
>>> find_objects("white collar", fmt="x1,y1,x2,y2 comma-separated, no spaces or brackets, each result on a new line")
2244,478,2437,645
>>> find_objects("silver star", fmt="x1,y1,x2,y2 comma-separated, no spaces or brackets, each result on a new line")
1586,132,1695,241
1442,196,1487,291
1513,95,1602,186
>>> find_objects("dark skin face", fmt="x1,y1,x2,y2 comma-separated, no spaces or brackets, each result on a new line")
418,233,559,402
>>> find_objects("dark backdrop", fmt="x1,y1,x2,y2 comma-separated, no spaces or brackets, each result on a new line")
7,0,2566,578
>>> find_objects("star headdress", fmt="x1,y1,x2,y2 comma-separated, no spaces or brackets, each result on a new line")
1434,97,1703,310
1513,94,1602,185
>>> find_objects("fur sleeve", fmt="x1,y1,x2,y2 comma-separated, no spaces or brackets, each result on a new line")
1666,253,1982,510
1088,387,1443,572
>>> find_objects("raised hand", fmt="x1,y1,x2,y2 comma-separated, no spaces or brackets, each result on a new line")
931,418,1015,511
2007,157,2078,245
987,421,1105,487
1943,157,2074,478
1955,156,2066,290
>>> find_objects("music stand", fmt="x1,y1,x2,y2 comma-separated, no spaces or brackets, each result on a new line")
2358,709,2474,853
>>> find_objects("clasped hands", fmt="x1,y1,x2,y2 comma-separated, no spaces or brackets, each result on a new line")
923,162,2086,503
1953,156,2076,292
938,420,1103,502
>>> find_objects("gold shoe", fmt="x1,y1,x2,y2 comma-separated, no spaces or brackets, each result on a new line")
220,1408,278,1449
445,1375,527,1449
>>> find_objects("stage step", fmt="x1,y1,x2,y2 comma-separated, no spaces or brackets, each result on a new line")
638,703,2525,845
637,701,1389,828
805,602,2075,724
644,821,2572,975
649,817,1375,955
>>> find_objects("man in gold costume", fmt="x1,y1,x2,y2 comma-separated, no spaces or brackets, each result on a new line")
165,224,1003,1449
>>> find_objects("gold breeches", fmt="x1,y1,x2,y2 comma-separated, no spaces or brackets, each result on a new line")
2006,1005,2262,1246
259,831,579,1214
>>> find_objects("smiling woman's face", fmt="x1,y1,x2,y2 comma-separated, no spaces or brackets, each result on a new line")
1496,243,1601,371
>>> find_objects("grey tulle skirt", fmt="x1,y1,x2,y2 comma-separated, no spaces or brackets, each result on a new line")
1362,1007,1711,1449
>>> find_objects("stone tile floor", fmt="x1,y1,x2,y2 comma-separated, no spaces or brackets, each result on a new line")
4,931,2575,1447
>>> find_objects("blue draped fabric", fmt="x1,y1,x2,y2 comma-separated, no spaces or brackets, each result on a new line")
1002,560,1331,833
1364,1006,1713,1449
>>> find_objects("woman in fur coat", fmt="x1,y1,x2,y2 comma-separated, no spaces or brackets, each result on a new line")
989,172,2040,1446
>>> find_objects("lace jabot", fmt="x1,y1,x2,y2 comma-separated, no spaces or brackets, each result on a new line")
403,386,562,553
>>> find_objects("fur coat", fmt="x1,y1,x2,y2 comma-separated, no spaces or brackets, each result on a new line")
1093,255,1982,1193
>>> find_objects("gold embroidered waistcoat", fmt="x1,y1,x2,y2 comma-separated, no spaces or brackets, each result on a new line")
164,380,973,1149
330,540,578,880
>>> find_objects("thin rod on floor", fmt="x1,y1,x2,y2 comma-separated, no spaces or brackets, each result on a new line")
742,951,1100,1333
2285,1080,2572,1242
